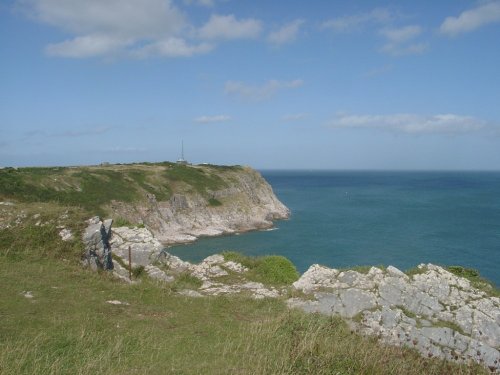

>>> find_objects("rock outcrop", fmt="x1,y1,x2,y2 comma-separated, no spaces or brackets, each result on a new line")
108,225,280,299
83,221,500,371
82,216,113,271
109,167,290,244
289,263,500,372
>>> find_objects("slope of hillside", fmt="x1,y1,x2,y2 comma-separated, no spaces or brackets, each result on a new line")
0,162,290,243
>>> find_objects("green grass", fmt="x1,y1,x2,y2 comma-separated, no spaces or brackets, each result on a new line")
395,305,418,320
222,251,301,286
126,169,171,201
446,266,499,297
405,265,429,278
208,198,222,206
165,164,227,194
0,168,139,216
0,256,487,375
432,320,466,336
338,265,386,274
0,162,240,216
170,272,203,291
0,210,489,374
114,217,145,229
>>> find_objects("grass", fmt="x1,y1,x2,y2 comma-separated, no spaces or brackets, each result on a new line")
0,206,490,374
0,255,488,374
432,320,466,336
338,265,386,274
165,164,228,195
208,198,223,207
170,272,203,292
395,305,418,320
405,265,429,278
114,217,145,229
0,162,240,216
0,168,139,216
222,251,304,286
446,266,499,297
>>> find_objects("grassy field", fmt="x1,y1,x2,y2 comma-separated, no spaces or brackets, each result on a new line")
0,163,244,216
0,204,489,374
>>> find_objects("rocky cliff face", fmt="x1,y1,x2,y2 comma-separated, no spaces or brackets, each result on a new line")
109,166,290,244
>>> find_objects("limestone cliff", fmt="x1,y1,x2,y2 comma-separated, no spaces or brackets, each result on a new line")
107,165,290,244
0,162,290,245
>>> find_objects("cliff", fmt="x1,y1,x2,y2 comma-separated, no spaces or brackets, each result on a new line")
0,162,290,244
107,164,290,244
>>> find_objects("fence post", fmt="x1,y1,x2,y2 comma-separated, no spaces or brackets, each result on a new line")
128,245,132,280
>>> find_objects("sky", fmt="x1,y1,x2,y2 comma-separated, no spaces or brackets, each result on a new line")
1,0,500,170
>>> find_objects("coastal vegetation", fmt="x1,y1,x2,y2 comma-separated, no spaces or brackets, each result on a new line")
0,212,488,374
0,163,496,374
0,162,239,216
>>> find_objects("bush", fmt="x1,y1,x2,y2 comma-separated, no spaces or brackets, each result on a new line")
208,198,222,207
255,256,299,285
114,217,133,227
222,251,299,286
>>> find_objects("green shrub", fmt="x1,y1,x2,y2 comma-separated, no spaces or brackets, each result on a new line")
222,251,299,286
132,265,145,279
114,217,133,227
447,266,499,297
254,256,299,285
208,198,222,206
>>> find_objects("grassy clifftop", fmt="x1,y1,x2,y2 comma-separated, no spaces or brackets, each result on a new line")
0,162,245,215
0,215,487,374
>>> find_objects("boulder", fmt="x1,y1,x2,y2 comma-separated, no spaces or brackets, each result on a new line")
82,217,113,271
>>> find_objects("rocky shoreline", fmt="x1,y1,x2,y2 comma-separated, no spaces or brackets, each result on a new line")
80,219,500,372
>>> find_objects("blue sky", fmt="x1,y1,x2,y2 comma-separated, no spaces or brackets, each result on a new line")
1,0,500,169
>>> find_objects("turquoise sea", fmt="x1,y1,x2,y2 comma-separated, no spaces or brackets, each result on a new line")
169,171,500,287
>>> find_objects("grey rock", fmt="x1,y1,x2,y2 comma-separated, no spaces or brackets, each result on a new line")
386,265,408,280
58,228,73,241
290,262,500,372
82,218,113,271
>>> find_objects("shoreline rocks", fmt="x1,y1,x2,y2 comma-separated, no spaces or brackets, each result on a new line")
289,263,500,371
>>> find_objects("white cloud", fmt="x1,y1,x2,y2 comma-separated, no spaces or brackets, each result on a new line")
19,0,185,37
440,1,500,36
381,42,429,56
224,79,303,100
131,38,213,58
380,25,422,43
199,14,262,40
379,25,427,56
17,0,213,59
322,8,392,32
194,114,231,123
328,113,486,134
282,113,307,121
46,34,130,58
267,19,304,45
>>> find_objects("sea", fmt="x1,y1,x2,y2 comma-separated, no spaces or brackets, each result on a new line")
168,171,500,287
